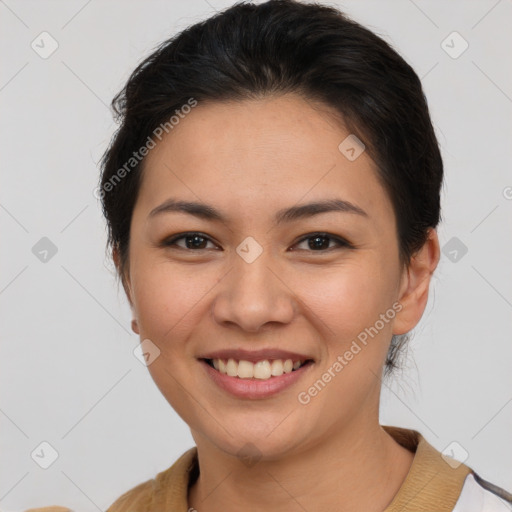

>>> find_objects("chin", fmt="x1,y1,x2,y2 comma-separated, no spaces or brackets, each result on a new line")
192,414,316,463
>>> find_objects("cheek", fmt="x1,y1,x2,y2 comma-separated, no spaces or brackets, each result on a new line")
131,261,216,343
294,258,397,339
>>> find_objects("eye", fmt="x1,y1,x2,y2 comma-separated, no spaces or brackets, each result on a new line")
160,231,352,252
162,232,219,250
292,232,352,252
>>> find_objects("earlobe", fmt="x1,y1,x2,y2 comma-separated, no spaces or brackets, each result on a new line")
131,318,139,334
393,228,440,335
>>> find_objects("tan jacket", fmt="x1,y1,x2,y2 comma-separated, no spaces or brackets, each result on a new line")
26,426,512,512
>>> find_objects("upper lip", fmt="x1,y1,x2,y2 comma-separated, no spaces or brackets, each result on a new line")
199,349,314,363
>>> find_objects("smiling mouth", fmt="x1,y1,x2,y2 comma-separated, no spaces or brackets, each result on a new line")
202,358,314,380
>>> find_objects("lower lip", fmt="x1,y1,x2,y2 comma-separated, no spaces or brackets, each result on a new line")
200,360,313,400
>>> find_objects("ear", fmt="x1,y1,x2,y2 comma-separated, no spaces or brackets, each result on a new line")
113,244,132,303
113,245,139,335
393,228,440,335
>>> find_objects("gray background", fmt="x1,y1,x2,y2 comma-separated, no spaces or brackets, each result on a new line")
1,0,511,510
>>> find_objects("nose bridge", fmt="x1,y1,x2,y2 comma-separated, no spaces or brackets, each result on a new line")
212,242,296,331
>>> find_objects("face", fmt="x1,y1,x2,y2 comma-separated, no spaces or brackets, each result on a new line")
123,94,414,459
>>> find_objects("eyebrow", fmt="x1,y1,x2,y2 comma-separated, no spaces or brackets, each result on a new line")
148,198,368,224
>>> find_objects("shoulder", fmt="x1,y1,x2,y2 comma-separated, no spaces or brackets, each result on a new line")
25,507,73,512
107,447,198,512
23,480,156,512
453,472,512,512
381,426,512,511
23,448,198,512
106,478,155,512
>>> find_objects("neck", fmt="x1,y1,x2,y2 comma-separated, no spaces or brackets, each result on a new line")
188,418,414,512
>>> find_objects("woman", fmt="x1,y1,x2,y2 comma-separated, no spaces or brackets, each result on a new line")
29,0,512,510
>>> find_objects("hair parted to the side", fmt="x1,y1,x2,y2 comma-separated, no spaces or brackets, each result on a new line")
99,0,443,375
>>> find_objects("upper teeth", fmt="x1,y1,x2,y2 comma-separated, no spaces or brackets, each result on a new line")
211,358,303,379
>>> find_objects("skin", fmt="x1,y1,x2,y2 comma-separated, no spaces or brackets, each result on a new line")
116,93,440,511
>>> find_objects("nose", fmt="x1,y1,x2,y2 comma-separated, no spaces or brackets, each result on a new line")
211,250,297,333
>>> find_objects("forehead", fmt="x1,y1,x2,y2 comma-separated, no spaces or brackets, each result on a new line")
148,94,351,170
135,94,394,227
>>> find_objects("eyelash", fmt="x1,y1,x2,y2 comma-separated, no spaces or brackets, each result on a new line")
161,232,354,252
